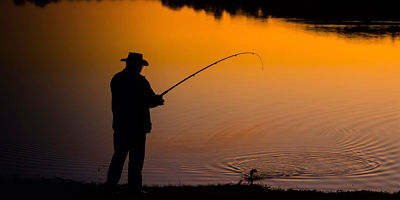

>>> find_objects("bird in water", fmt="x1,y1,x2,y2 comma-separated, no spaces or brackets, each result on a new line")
243,169,264,185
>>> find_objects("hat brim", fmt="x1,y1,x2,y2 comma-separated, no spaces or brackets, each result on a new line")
120,58,149,66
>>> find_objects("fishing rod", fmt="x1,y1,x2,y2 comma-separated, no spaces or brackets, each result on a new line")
160,52,263,97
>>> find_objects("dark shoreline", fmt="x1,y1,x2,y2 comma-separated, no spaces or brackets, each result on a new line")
13,0,400,40
2,177,399,200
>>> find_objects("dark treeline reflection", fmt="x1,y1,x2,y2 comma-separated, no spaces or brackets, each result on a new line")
14,0,60,7
13,0,105,7
14,0,400,40
287,19,400,40
161,0,400,40
161,0,400,19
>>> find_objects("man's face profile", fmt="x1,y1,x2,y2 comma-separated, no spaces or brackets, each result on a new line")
126,61,143,74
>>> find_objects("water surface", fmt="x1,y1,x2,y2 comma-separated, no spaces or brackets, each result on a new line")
1,0,400,191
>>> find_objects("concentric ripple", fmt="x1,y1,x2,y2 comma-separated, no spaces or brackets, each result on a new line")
222,150,381,179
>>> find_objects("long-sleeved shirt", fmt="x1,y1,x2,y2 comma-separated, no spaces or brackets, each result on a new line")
111,69,160,133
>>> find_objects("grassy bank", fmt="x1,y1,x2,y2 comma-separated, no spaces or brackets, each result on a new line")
1,177,399,200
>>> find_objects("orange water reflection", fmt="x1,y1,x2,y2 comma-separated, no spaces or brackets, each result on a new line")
1,0,400,191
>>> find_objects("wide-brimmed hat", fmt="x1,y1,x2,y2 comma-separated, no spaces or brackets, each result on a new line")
120,52,148,66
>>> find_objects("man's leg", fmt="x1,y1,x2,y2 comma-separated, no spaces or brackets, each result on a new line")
106,132,129,186
128,134,146,192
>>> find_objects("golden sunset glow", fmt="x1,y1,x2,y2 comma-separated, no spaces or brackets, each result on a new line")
1,0,400,192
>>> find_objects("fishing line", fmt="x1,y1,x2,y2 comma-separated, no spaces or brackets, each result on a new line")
160,52,263,96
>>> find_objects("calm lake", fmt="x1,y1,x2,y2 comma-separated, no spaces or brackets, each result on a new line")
1,0,400,192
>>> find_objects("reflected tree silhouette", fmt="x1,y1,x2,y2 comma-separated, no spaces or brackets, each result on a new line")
160,0,400,40
286,19,400,40
14,0,400,40
14,0,60,7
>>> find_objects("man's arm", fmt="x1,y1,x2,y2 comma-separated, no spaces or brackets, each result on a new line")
144,79,164,108
149,94,164,108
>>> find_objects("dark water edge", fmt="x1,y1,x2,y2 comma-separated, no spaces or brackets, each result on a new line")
2,177,399,200
13,0,400,40
13,0,59,7
160,0,400,40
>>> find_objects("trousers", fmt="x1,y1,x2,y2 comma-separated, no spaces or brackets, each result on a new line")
106,131,146,191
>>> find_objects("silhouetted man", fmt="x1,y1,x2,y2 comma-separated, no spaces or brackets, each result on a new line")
106,52,164,195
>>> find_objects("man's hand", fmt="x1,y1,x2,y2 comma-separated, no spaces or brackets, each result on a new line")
156,95,164,105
